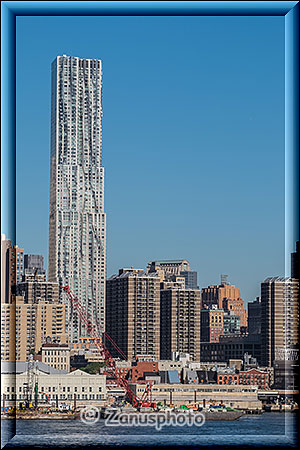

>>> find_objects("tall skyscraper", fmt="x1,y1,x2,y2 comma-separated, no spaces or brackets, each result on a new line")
48,55,106,341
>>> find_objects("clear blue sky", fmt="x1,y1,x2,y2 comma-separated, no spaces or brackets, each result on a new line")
14,15,286,302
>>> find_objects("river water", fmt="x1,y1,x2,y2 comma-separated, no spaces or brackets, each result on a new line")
1,412,298,448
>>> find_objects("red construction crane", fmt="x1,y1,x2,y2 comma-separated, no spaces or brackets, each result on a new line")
60,285,153,408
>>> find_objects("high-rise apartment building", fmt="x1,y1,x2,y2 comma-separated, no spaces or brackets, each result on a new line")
48,55,106,341
16,271,59,304
106,269,161,361
160,286,201,361
1,297,67,361
261,277,299,367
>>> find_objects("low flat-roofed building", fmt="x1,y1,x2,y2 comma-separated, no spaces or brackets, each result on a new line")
131,361,159,382
129,382,262,410
239,368,270,390
158,360,183,372
1,362,106,407
217,372,240,385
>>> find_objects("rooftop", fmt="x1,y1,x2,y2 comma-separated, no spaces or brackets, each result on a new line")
1,361,68,375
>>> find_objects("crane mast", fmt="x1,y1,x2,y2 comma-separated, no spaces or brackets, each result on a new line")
60,285,152,408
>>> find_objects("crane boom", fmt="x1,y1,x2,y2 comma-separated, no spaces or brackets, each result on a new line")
60,285,152,407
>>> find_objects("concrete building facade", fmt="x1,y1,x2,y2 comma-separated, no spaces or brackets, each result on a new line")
223,311,241,336
42,343,70,372
24,254,44,272
201,283,241,309
9,245,24,286
16,271,59,304
106,269,161,361
48,55,106,342
180,271,198,289
261,277,299,367
200,334,262,365
1,297,68,361
160,287,201,361
200,307,224,343
222,297,248,328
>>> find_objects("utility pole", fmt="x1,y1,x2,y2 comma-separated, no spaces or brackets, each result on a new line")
34,382,38,409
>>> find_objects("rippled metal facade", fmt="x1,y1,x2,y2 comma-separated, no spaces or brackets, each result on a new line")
48,55,106,342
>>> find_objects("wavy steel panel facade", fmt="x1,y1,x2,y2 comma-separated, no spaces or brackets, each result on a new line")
48,55,106,341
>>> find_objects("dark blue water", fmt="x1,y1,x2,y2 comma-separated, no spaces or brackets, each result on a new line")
1,413,298,448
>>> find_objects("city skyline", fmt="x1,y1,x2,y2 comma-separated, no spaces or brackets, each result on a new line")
12,15,287,301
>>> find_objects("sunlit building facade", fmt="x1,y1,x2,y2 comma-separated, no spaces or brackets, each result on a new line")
48,55,106,341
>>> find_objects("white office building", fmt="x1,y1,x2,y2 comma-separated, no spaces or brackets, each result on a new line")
48,55,106,341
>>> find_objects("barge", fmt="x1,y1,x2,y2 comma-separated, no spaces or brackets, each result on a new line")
100,406,244,421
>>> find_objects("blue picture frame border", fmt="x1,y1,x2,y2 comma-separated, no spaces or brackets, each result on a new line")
1,1,299,447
